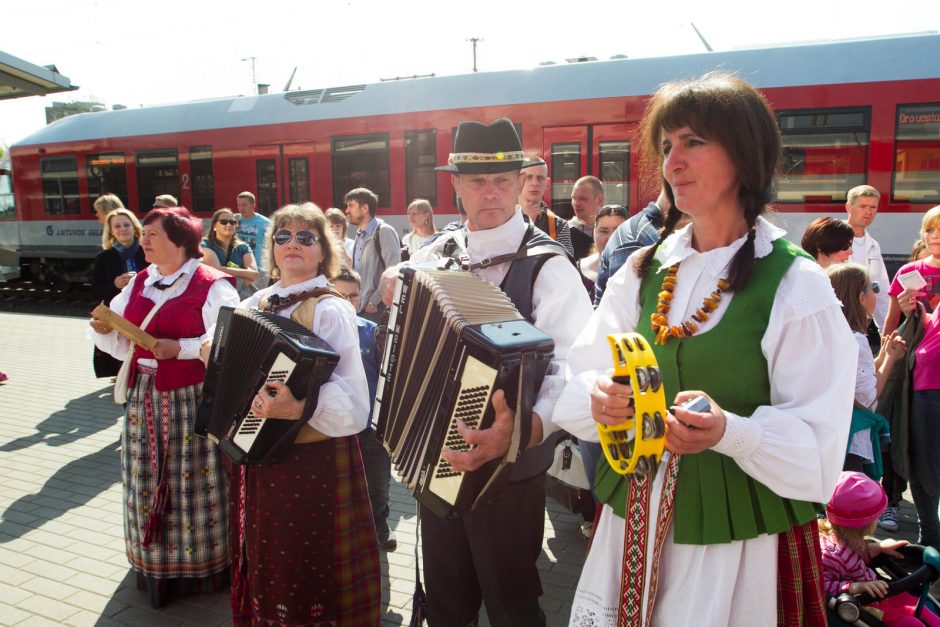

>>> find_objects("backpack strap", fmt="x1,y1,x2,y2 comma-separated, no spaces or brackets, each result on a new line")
545,209,558,240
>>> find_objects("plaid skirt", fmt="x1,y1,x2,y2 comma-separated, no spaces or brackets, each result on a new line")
122,366,229,579
230,435,380,627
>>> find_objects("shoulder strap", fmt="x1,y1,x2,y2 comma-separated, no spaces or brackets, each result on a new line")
445,224,565,271
545,209,557,240
289,287,345,330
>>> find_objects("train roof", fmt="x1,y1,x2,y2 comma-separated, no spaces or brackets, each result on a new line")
14,33,940,148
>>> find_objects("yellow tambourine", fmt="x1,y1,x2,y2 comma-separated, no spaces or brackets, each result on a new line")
597,333,667,476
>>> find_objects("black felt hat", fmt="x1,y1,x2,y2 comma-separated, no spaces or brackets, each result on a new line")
436,118,540,174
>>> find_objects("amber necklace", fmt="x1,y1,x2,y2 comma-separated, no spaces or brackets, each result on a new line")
650,263,729,345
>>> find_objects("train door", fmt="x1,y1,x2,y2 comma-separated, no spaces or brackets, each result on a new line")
543,123,637,219
249,146,281,217
249,144,315,216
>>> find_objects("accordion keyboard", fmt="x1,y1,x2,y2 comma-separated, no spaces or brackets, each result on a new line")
232,354,296,454
429,355,496,504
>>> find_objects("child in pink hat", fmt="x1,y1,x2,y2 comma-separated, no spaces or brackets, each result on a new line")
821,471,940,625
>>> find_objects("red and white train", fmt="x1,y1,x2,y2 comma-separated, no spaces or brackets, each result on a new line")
2,33,939,281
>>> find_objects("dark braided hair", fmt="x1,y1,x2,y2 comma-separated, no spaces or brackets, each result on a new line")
635,72,781,292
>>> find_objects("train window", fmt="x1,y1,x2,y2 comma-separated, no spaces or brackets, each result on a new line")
190,147,214,213
893,103,940,203
41,157,80,215
775,108,870,203
288,157,310,204
331,134,390,208
256,159,278,216
136,151,180,212
551,143,580,217
599,141,630,209
86,154,128,207
405,130,437,206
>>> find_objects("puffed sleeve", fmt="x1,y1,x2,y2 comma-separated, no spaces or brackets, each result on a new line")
306,297,370,437
176,279,241,360
710,257,856,503
531,255,594,440
86,273,137,360
552,249,645,442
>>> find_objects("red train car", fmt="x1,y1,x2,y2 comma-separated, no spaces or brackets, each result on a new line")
3,33,939,281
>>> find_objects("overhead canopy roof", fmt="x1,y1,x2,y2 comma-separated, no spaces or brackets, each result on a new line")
0,50,77,101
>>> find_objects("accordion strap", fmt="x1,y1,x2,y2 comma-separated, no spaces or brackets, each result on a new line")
449,225,563,271
258,286,344,317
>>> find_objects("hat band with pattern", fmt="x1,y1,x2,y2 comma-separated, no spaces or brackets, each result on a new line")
448,151,525,165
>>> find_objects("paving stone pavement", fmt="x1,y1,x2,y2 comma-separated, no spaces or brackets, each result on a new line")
0,312,589,626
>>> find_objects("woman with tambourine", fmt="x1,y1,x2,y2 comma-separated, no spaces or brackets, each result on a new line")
554,73,857,625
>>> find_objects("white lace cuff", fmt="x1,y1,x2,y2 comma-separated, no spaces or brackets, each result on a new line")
711,411,762,459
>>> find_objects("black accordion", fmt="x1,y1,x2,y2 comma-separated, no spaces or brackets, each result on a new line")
375,265,554,517
196,306,339,464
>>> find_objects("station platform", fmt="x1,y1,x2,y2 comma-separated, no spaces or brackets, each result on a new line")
0,311,589,626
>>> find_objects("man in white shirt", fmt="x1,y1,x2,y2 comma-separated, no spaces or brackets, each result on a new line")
407,118,592,626
846,184,890,330
569,176,604,259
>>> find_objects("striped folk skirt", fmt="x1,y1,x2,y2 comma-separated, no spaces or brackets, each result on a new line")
230,436,381,627
122,366,229,580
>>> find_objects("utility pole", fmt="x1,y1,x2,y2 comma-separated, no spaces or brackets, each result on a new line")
241,56,258,94
466,37,482,72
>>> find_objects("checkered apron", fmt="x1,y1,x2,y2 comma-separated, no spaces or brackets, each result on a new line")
230,435,380,627
122,365,229,579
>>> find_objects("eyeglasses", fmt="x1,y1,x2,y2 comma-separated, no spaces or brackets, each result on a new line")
273,230,318,247
217,219,238,226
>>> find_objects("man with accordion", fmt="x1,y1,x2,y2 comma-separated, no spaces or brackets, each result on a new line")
398,119,593,626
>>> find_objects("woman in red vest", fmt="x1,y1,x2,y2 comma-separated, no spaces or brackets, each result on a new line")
554,73,857,626
90,207,240,608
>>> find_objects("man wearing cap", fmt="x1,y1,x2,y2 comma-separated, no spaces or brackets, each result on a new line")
407,118,592,626
518,158,574,257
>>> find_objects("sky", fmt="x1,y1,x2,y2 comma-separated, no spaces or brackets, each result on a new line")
1,0,939,149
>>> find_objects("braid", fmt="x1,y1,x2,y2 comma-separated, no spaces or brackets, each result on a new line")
725,209,760,292
635,205,684,278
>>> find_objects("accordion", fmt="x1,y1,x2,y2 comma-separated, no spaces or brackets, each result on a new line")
196,306,339,464
375,265,554,517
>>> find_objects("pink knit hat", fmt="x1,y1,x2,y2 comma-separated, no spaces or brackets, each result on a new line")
826,471,888,528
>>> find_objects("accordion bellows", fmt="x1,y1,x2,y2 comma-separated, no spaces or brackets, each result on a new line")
375,266,554,517
196,307,339,464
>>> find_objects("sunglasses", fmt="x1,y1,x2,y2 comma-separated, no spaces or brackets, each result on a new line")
273,230,318,247
864,281,880,294
217,218,238,226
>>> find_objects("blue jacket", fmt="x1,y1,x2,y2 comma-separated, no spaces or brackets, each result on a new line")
357,317,380,407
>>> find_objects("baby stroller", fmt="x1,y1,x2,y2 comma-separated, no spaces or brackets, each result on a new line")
828,544,940,626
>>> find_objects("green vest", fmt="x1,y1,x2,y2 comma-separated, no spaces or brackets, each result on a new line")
594,238,818,544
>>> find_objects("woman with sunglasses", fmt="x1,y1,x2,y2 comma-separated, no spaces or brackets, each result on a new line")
200,208,259,298
828,263,906,473
576,204,629,296
222,203,379,626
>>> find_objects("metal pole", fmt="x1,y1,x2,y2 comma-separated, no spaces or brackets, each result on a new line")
466,38,482,72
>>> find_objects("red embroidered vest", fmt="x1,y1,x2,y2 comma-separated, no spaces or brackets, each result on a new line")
124,264,234,391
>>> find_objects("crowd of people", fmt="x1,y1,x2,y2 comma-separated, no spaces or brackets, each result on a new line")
83,70,940,626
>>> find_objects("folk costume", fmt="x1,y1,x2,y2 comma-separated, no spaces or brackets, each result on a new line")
407,118,594,626
555,218,856,626
89,258,239,605
231,275,379,626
